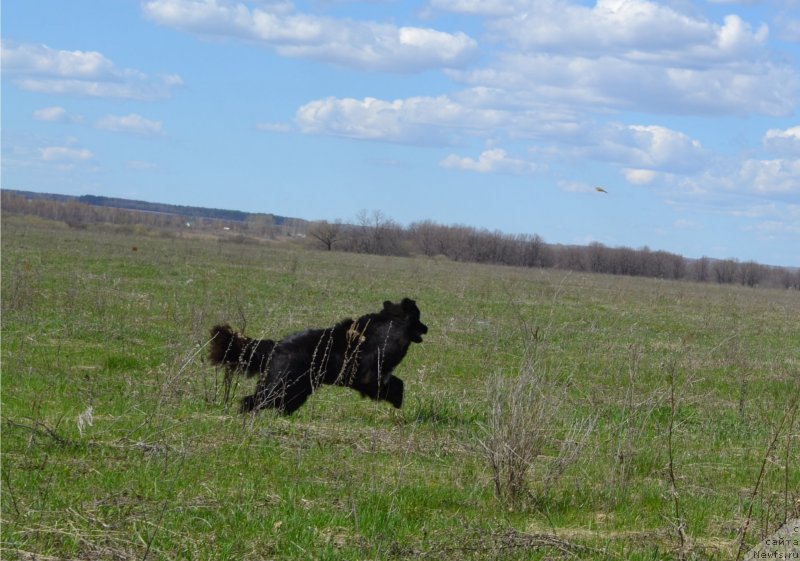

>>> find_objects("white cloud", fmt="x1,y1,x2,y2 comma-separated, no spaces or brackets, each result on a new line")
571,123,709,174
452,51,799,117
2,41,115,78
143,0,477,72
33,106,86,124
96,114,164,136
294,92,711,178
295,95,510,144
624,168,657,184
626,125,706,171
489,0,711,55
664,154,800,209
764,126,800,156
481,0,768,63
740,158,800,194
40,146,94,162
440,148,541,174
1,40,183,100
296,97,433,143
439,0,798,117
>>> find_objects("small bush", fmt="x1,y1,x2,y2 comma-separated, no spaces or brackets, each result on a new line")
480,358,593,506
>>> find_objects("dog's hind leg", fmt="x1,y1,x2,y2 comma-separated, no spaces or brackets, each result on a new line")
240,372,314,416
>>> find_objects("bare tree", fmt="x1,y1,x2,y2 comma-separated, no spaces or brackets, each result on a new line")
308,220,342,251
409,220,442,256
714,259,738,284
350,209,403,255
690,257,711,283
738,261,765,287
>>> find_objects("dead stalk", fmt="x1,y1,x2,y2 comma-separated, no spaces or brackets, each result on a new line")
666,361,689,560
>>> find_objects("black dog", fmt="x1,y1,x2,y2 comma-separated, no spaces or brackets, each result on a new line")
208,298,428,415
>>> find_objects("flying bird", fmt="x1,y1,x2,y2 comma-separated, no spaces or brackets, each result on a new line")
595,187,609,194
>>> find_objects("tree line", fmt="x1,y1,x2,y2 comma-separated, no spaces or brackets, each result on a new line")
308,210,800,290
3,190,797,289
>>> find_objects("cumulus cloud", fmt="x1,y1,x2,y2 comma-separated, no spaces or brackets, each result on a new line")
143,0,477,72
296,97,434,143
293,91,710,178
452,51,798,117
1,40,183,100
569,123,709,175
479,0,768,63
739,158,800,194
2,41,116,78
34,106,72,122
440,0,798,117
764,126,800,156
625,125,707,171
295,95,508,144
440,148,541,174
96,114,164,136
40,146,94,162
489,0,713,55
664,152,800,210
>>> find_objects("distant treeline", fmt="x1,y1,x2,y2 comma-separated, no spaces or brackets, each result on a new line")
2,190,308,237
308,210,800,290
78,194,254,223
3,190,798,289
5,189,297,225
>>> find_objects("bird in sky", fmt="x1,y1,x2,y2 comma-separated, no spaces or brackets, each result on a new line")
595,187,609,194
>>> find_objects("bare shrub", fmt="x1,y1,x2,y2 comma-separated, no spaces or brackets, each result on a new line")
479,358,594,506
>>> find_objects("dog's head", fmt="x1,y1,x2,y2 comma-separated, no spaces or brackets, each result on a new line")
383,298,428,343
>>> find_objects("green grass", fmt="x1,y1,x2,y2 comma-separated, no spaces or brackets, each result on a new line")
2,214,799,560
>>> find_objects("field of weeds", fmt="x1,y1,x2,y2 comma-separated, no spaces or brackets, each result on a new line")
2,214,798,560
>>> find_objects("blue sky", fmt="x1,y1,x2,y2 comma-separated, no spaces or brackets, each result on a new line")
2,0,799,266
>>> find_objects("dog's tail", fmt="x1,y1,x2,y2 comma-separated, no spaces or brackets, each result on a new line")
208,324,274,377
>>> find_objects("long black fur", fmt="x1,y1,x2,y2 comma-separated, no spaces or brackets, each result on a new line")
208,324,275,378
213,298,427,415
208,324,277,403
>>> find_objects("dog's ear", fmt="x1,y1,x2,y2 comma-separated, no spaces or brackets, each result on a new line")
383,300,403,316
400,298,418,314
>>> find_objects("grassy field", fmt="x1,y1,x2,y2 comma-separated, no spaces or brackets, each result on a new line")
2,214,798,560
